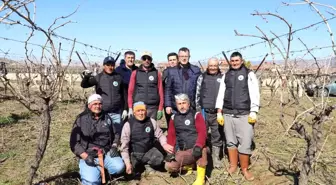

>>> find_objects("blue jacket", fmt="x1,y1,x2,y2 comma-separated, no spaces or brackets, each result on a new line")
164,64,201,109
115,59,138,87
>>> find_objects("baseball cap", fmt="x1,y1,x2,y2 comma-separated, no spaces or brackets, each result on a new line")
103,56,116,65
141,51,152,60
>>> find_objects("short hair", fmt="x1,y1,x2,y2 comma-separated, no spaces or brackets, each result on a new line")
230,52,242,59
124,51,135,57
178,47,190,54
167,52,178,60
174,93,190,103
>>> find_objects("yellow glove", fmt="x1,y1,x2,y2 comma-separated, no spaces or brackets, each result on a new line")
217,113,224,126
248,112,257,124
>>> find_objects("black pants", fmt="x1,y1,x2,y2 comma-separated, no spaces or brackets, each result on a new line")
146,105,158,120
204,111,224,148
131,147,164,170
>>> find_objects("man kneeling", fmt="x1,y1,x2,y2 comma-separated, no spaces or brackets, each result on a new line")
120,101,173,175
70,94,125,185
165,93,207,185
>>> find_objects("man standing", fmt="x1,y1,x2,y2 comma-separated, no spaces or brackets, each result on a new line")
128,51,164,121
116,51,138,118
70,94,125,184
195,57,224,169
165,47,201,117
81,56,127,137
120,101,174,175
162,52,179,127
215,52,260,181
165,93,207,185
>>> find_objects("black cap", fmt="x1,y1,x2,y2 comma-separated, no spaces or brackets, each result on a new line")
103,56,116,65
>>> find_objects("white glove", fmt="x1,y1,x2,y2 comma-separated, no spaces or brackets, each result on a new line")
128,108,133,118
122,110,128,120
82,69,92,77
248,112,257,124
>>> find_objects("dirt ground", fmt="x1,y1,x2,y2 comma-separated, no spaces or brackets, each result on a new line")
0,88,335,185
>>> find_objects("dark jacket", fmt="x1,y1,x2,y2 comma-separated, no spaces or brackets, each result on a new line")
81,71,127,113
115,59,138,87
70,110,119,157
165,64,201,109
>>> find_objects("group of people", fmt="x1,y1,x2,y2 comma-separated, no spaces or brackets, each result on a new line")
69,47,260,185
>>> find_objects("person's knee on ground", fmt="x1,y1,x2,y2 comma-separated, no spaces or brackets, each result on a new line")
104,154,125,175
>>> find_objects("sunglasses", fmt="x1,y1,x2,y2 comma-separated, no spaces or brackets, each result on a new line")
142,56,152,61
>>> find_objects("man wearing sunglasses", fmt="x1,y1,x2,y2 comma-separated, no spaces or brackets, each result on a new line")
81,56,127,145
128,51,164,121
215,52,260,181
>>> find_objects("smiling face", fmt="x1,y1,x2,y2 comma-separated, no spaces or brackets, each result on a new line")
229,56,243,69
125,54,135,68
88,100,102,114
168,55,178,67
134,108,146,121
207,58,219,74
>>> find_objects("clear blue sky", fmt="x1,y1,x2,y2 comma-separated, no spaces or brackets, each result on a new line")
1,0,335,65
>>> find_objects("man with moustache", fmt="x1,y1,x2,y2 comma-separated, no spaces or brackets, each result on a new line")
128,51,164,121
165,93,207,185
162,52,179,127
215,52,260,181
81,56,127,139
116,51,138,120
165,47,201,117
120,101,174,175
195,57,224,169
70,94,125,185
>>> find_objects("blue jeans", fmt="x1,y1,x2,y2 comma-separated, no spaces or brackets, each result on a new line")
79,152,125,185
108,112,122,136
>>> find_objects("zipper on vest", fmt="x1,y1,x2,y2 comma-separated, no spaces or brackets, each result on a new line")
232,72,236,111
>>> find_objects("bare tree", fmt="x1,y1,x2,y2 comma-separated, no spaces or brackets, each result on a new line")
234,1,336,184
0,1,78,184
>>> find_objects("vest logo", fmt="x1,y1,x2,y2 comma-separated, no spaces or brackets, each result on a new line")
217,78,221,83
185,119,191,126
149,75,154,81
238,75,244,81
145,126,151,133
113,81,118,86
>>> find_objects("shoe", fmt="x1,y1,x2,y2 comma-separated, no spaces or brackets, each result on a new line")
239,153,254,181
212,146,223,169
192,165,205,185
144,164,156,175
182,165,193,176
227,148,238,175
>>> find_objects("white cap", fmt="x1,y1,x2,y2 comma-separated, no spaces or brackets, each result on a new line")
87,94,102,104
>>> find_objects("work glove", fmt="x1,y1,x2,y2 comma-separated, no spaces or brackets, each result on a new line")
82,69,92,77
248,112,257,124
217,113,224,126
84,155,96,167
128,108,133,118
192,146,202,158
122,110,128,121
165,153,175,162
109,146,119,158
157,110,163,120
